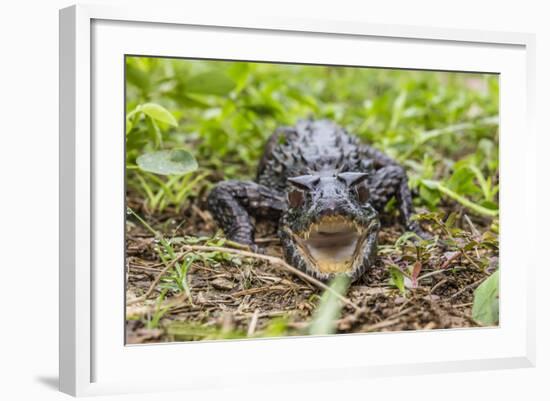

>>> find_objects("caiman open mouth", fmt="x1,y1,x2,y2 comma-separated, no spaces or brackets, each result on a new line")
290,215,374,274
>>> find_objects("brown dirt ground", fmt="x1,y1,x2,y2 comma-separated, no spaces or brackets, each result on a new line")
125,194,498,344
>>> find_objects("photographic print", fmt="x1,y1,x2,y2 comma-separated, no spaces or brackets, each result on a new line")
125,57,499,344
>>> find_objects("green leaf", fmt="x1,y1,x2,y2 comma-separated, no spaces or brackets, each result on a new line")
227,62,251,93
418,184,441,208
480,200,499,211
140,103,178,127
186,71,236,95
421,179,498,217
125,107,140,135
388,266,406,294
389,91,407,131
472,270,499,325
395,231,421,247
136,149,198,176
445,211,458,228
446,166,480,196
309,275,351,335
478,138,495,160
262,317,290,337
421,179,439,190
125,117,133,134
126,62,151,92
466,164,496,202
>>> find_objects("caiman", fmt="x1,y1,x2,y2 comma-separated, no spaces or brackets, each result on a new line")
207,119,427,282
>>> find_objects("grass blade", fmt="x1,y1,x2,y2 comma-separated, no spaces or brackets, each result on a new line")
308,275,351,336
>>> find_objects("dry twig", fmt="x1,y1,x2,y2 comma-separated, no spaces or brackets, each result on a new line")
247,309,260,336
177,244,361,311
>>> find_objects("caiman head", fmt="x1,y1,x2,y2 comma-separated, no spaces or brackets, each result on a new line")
278,171,380,282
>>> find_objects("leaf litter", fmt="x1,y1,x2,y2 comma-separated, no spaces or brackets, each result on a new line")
125,192,498,344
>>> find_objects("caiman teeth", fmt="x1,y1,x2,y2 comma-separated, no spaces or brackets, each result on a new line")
287,217,378,276
299,216,364,239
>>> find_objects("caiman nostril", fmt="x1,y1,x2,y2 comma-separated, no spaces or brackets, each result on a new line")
320,204,337,216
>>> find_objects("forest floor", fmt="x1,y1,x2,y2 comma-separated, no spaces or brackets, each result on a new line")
125,193,498,344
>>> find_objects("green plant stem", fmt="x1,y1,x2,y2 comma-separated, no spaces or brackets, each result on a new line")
127,207,158,236
436,182,498,217
422,180,498,217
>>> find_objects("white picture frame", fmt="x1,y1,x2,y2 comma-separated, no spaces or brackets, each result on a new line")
59,3,536,397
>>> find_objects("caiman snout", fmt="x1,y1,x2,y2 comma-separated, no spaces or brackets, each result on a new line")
319,203,338,217
317,198,349,217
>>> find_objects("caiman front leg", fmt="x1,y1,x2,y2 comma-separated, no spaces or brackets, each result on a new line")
207,180,286,249
368,165,429,239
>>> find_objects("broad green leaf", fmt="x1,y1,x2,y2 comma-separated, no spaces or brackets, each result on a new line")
446,166,480,196
178,94,211,108
186,71,236,95
472,270,499,325
309,275,351,335
136,149,198,176
140,103,178,127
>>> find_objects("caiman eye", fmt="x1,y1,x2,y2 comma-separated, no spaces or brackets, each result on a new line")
337,172,370,203
337,172,369,187
288,175,320,190
288,189,305,208
355,182,369,203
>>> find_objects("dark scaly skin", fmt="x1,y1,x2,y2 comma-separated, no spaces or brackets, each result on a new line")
207,119,427,282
